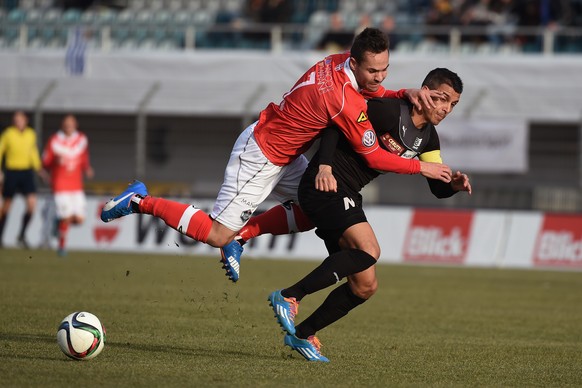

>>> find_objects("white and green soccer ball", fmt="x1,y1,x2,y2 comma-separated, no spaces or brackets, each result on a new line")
56,312,106,360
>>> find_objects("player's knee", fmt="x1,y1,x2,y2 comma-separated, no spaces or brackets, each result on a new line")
350,277,378,300
361,243,380,261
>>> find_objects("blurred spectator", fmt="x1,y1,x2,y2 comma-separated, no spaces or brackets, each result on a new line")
377,14,400,50
244,0,294,23
425,0,465,42
0,111,44,248
316,12,354,52
513,0,571,50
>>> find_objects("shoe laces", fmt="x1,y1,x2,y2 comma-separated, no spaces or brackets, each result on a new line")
284,297,299,321
307,336,323,352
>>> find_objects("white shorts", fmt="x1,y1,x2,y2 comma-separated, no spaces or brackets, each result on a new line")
210,122,308,232
54,191,86,219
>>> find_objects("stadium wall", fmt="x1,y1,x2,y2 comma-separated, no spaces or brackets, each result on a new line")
3,196,581,271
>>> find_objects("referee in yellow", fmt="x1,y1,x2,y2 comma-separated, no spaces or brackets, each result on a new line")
0,111,43,248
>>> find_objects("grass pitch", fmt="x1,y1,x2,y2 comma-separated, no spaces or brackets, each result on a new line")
0,249,581,387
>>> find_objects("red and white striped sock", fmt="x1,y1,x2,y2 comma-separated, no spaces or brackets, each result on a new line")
136,196,212,243
238,202,314,243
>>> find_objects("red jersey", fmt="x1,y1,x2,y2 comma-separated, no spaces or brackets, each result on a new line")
42,130,90,192
253,52,420,175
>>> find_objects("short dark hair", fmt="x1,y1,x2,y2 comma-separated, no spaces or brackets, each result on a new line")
422,68,463,94
350,27,390,64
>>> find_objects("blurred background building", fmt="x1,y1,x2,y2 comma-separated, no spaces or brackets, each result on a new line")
1,0,582,213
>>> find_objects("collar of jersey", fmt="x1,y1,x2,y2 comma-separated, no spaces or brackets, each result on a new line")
342,57,360,92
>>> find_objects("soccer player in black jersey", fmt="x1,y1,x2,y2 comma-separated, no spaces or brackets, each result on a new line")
268,68,472,362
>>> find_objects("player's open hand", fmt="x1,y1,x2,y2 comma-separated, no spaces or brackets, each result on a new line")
451,171,472,194
315,164,337,192
419,161,452,183
405,88,445,112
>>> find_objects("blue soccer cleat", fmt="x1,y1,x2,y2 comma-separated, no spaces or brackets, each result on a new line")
101,180,148,223
220,240,243,282
268,290,299,335
284,334,329,362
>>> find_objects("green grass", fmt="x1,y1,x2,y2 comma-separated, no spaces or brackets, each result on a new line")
1,249,581,387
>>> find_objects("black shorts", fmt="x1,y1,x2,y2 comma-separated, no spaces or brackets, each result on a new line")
2,169,37,198
298,169,367,253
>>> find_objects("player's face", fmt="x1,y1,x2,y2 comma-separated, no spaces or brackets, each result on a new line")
350,50,389,93
13,112,27,130
424,83,460,125
62,116,77,135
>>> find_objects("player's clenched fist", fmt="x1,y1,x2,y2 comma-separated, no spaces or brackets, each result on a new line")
419,161,452,183
315,164,337,192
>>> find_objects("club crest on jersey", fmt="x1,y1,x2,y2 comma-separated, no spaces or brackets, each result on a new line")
240,209,252,222
357,111,368,123
362,130,376,147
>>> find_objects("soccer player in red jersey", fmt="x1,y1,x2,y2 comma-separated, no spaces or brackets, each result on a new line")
43,114,94,256
100,28,452,280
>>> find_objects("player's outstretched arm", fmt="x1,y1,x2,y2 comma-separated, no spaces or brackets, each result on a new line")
451,171,472,194
427,170,472,198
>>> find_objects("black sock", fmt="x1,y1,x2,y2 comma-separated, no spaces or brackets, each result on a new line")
0,216,6,243
18,212,32,240
281,249,376,301
295,282,367,339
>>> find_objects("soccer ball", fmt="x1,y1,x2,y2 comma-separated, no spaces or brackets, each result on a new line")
56,312,106,360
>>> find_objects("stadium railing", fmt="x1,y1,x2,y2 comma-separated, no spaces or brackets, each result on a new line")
1,17,582,54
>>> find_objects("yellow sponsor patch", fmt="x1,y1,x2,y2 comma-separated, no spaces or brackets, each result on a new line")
357,111,368,123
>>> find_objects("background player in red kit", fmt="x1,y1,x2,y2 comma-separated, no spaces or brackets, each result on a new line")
43,114,94,256
100,28,452,280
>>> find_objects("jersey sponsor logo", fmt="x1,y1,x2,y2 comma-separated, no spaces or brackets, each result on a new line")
413,137,423,150
403,210,473,264
401,150,418,159
362,130,376,148
343,197,356,210
317,60,334,94
533,215,582,267
356,111,368,123
379,133,404,155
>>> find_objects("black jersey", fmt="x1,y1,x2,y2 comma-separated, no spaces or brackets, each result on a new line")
311,98,441,194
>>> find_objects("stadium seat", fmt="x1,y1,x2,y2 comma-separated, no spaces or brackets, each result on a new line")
192,10,216,28
185,0,204,12
129,0,146,11
117,9,136,24
42,8,61,24
94,9,117,25
135,10,154,25
7,8,26,23
25,9,41,23
62,9,81,25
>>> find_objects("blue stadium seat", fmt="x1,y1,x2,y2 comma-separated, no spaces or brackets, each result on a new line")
62,9,81,25
7,8,26,23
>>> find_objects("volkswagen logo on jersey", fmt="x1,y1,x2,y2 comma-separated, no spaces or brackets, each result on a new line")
362,130,376,147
